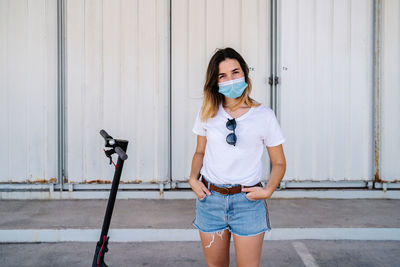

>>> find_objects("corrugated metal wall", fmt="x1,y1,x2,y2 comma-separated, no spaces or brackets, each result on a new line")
279,0,374,181
381,0,400,182
0,0,58,183
1,0,398,185
66,0,169,183
171,0,271,181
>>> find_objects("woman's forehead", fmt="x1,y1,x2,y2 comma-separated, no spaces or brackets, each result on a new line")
218,58,241,72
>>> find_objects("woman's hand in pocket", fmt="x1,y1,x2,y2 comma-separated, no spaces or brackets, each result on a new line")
189,177,211,200
242,186,272,200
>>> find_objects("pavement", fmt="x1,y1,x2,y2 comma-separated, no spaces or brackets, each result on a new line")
2,240,400,267
1,198,399,229
1,196,400,266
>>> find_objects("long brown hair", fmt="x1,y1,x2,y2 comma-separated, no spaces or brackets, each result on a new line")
200,47,260,121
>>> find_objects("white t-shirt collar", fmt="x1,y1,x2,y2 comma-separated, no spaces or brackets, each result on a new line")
219,103,255,121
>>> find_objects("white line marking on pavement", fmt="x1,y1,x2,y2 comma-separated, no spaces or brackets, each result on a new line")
292,241,319,267
1,228,400,243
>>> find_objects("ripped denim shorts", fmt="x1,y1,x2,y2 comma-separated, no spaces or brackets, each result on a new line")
192,177,271,237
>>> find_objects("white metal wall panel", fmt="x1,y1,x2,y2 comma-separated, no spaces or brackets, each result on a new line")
381,0,400,181
171,0,271,181
66,0,169,183
0,0,58,183
279,0,374,181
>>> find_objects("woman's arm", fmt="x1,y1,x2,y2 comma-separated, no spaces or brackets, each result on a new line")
189,135,207,180
263,144,286,197
242,144,286,199
189,135,211,198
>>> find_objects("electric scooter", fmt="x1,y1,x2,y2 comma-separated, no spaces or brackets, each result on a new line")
92,129,129,267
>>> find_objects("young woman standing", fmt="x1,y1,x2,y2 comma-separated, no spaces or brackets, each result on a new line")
189,47,286,267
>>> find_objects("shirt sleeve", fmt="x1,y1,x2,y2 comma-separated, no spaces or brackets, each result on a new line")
192,109,207,136
262,110,286,147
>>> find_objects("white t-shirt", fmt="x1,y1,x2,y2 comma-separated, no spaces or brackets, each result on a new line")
192,103,285,186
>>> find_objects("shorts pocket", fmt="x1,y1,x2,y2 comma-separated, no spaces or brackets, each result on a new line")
244,193,258,202
198,194,208,202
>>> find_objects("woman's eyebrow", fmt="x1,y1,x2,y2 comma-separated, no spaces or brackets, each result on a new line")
231,68,240,72
218,72,225,76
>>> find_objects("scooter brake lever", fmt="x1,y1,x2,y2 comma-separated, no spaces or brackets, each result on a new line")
104,149,115,165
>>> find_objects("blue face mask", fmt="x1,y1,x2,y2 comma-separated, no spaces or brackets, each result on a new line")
218,77,248,99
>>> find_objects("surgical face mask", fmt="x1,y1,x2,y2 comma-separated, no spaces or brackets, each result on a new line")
218,77,248,99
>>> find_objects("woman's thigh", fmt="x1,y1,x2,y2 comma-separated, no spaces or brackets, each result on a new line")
199,229,231,267
232,232,265,267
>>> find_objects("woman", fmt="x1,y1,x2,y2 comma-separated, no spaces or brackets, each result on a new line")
189,47,286,267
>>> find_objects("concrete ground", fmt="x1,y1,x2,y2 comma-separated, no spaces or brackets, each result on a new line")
1,199,400,229
1,198,400,266
1,240,400,267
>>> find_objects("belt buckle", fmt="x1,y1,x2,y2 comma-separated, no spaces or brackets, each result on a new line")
220,187,230,195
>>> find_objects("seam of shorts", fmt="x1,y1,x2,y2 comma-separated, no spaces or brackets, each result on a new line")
192,221,230,234
230,226,270,237
264,199,272,230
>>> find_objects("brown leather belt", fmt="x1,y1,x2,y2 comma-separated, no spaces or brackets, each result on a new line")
201,176,263,195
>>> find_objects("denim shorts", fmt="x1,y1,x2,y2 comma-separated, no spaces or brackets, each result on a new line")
193,177,271,237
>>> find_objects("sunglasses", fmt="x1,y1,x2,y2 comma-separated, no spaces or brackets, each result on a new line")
226,118,237,146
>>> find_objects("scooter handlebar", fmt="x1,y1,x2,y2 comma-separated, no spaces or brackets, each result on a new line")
115,146,128,161
100,129,128,160
100,129,112,140
100,129,116,146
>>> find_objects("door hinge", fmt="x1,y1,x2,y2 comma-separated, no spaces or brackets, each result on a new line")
268,76,279,86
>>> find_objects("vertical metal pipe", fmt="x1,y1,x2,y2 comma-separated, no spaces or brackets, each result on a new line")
269,0,278,113
168,0,173,187
266,0,274,176
273,0,278,115
269,0,275,110
373,0,382,183
57,0,66,191
269,0,278,175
